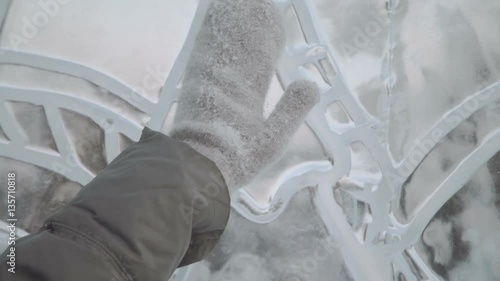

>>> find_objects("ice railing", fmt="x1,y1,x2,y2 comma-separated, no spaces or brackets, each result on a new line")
1,0,500,280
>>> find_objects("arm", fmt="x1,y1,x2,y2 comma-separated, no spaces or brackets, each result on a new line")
0,127,230,281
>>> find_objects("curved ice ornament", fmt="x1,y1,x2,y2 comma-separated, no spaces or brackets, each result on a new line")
1,0,500,280
268,0,500,280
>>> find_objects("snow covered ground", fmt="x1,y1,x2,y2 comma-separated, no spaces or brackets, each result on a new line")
0,0,499,280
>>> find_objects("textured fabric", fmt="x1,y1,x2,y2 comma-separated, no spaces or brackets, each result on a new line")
0,127,231,281
171,0,320,190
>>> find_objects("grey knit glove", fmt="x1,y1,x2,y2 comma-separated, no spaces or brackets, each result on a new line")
171,0,320,189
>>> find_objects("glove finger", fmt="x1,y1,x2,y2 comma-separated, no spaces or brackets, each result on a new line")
260,80,320,150
181,0,285,111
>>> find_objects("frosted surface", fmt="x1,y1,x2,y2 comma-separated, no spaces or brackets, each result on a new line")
1,0,499,280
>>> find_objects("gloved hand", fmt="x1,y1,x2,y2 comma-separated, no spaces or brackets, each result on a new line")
171,0,320,189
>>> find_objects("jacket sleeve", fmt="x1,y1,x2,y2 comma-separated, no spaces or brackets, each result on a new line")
0,127,231,281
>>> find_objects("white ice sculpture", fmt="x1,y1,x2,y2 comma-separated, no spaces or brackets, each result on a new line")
1,0,500,280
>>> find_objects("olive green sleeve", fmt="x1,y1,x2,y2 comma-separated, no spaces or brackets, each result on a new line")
0,127,231,281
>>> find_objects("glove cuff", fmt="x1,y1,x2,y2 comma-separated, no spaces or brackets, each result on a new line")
170,121,246,189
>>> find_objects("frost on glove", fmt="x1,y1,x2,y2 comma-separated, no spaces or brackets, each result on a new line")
171,0,320,189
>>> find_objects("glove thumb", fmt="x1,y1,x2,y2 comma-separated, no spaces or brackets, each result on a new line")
257,80,320,153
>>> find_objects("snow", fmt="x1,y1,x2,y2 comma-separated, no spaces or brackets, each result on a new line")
1,0,499,280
